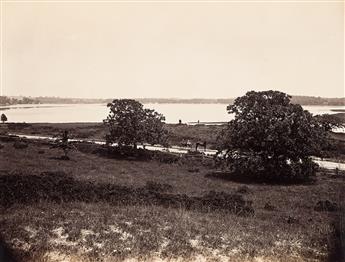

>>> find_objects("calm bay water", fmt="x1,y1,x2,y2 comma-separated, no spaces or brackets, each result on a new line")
0,103,344,124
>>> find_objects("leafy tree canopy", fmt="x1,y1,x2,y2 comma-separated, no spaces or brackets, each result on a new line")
104,99,167,148
218,90,328,182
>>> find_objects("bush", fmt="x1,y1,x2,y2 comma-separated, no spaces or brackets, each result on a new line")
187,168,200,173
152,151,180,164
106,146,152,160
144,181,173,193
7,123,31,130
264,202,275,211
314,200,338,212
93,144,180,163
236,185,250,194
224,152,318,183
13,140,28,149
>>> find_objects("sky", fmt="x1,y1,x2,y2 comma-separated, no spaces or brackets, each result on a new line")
1,1,344,99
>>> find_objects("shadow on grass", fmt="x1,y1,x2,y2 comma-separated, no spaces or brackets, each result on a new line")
48,156,71,161
0,236,17,262
0,171,254,217
75,142,181,164
328,202,345,262
327,223,345,262
205,171,316,186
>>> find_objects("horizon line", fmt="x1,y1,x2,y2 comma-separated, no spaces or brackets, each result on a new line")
3,94,345,100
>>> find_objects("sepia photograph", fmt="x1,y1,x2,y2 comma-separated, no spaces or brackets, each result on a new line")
0,0,344,261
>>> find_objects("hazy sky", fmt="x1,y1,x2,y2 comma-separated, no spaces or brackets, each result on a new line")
1,1,344,98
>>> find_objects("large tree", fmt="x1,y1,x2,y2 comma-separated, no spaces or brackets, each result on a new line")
218,90,327,182
104,99,167,148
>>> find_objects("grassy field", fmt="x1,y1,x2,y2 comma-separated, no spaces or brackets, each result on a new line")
0,133,344,261
3,121,345,152
1,122,225,149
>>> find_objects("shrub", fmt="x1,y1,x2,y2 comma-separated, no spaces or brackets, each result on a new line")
264,202,275,211
1,113,7,124
152,151,180,164
7,122,31,130
236,185,250,194
144,181,173,193
106,146,152,160
314,200,338,212
13,140,28,149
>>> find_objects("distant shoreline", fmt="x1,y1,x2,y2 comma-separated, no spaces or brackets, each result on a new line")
1,101,345,107
1,95,345,106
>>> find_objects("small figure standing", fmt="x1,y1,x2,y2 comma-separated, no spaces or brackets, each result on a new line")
60,130,70,159
196,141,207,151
62,130,68,145
186,139,192,148
51,130,72,160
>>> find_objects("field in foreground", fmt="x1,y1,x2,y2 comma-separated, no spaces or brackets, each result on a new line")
0,134,344,262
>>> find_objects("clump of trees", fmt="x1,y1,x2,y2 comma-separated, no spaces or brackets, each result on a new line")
291,96,345,106
217,90,334,183
313,114,345,157
104,99,168,149
313,114,344,132
1,114,7,124
0,96,39,106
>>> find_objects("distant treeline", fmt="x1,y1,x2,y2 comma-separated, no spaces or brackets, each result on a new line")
0,96,39,106
1,95,344,106
138,98,236,104
291,96,345,106
35,96,345,105
35,96,107,104
34,97,235,104
140,97,345,105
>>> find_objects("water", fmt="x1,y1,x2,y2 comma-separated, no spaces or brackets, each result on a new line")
0,103,344,125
